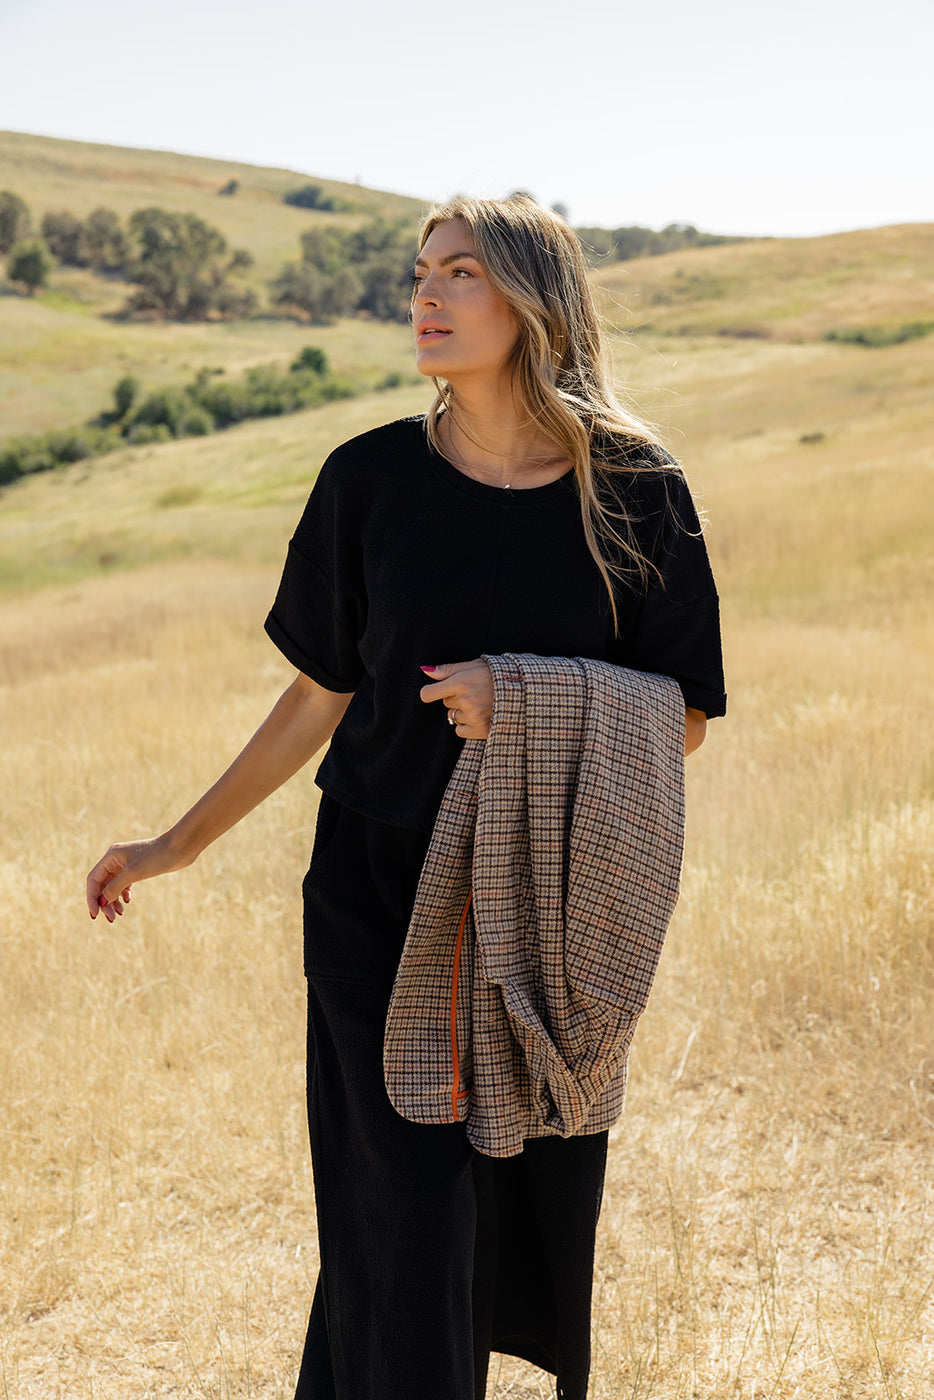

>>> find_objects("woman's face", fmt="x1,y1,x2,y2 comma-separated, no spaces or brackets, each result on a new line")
412,219,519,385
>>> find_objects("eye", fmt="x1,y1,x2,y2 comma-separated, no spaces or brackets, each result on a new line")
451,266,473,278
410,271,424,287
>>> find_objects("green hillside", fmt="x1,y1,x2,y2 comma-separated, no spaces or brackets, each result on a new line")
0,129,424,282
0,133,426,438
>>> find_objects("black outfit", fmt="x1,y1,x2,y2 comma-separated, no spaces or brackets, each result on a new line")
265,416,726,1400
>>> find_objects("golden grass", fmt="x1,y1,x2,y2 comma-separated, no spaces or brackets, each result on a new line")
596,224,934,342
2,263,933,1394
0,297,420,439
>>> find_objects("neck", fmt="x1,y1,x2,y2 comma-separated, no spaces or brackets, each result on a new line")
439,379,567,489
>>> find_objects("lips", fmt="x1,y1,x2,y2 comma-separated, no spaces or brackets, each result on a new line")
417,322,452,340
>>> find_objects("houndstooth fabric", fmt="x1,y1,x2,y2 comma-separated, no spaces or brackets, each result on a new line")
383,654,686,1158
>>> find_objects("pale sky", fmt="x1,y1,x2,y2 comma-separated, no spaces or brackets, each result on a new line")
1,0,931,237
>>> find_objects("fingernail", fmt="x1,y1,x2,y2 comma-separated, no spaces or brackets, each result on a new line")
419,665,438,673
99,894,109,907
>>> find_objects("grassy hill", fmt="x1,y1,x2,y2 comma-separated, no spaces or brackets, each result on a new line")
0,135,933,1399
0,135,426,439
0,129,423,280
595,221,934,342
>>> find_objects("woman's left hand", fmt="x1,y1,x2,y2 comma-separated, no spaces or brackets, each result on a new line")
419,660,494,739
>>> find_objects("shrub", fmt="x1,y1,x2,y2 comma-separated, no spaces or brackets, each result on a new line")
41,211,87,266
575,222,743,264
0,424,121,484
218,179,240,196
825,322,934,348
284,184,337,212
8,240,53,295
129,387,191,436
0,349,358,488
113,375,140,419
0,437,55,483
127,423,174,446
179,408,213,437
291,346,328,375
189,379,250,428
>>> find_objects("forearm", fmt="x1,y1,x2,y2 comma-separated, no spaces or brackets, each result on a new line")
166,675,351,865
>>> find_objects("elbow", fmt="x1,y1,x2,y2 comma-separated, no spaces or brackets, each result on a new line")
684,706,707,757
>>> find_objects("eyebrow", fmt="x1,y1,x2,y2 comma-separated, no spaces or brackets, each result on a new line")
413,250,481,269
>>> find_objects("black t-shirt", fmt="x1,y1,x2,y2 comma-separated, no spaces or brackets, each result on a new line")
265,415,726,831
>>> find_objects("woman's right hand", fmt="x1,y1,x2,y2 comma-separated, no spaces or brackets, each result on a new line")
85,673,354,925
86,834,183,923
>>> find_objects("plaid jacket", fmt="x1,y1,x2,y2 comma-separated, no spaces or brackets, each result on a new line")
383,654,686,1158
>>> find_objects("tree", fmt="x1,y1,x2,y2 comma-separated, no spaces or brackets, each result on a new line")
125,208,254,320
291,346,329,375
269,261,361,323
284,183,337,211
299,224,354,276
0,191,32,253
41,210,87,266
271,217,416,325
113,375,140,419
358,257,413,323
83,208,130,271
8,240,53,295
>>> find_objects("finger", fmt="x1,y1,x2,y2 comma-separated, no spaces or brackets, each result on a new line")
420,670,486,706
419,662,475,680
99,851,142,907
453,723,489,740
100,872,135,907
418,661,478,701
87,856,124,918
420,678,457,704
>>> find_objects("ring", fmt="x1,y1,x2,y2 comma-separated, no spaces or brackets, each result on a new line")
447,710,458,726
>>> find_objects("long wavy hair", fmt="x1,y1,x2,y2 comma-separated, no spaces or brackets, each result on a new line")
417,194,682,626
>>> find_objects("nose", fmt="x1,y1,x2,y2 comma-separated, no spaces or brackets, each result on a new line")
413,271,440,309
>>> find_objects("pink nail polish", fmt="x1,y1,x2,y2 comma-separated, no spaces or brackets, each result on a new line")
419,665,438,674
99,894,109,907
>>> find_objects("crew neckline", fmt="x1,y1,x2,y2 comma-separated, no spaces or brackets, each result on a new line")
421,425,576,507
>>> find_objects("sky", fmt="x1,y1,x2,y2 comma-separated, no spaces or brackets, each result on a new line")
1,0,931,237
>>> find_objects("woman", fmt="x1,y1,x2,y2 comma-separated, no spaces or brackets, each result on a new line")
87,194,725,1399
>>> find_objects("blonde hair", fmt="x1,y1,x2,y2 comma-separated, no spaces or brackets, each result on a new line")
418,194,681,627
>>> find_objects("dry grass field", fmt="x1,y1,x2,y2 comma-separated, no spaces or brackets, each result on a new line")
0,161,932,1394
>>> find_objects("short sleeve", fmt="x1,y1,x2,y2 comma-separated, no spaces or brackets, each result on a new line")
264,453,367,692
619,470,727,718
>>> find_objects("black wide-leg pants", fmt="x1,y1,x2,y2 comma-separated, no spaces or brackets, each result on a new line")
293,797,608,1400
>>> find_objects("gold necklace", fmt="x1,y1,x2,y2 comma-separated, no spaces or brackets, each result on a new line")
442,419,564,489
